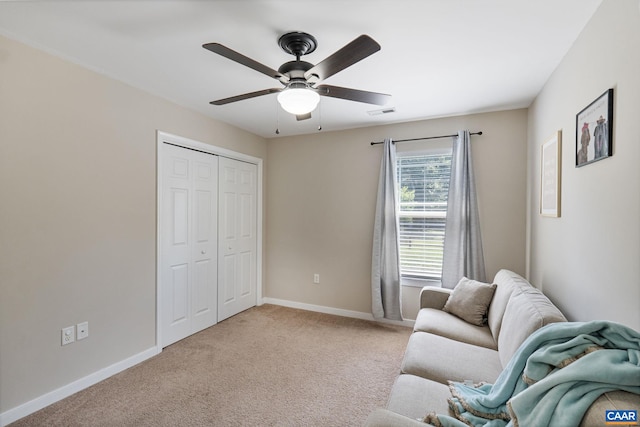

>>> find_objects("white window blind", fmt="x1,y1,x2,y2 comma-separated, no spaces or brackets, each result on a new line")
397,153,452,279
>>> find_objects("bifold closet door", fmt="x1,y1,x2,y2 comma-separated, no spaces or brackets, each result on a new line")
161,143,218,347
218,157,257,322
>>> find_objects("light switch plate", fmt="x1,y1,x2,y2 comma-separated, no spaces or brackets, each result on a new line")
62,326,75,346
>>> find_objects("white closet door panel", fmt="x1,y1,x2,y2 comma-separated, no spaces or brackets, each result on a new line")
222,254,236,304
222,192,237,240
239,251,253,297
240,193,252,238
172,190,189,245
161,144,218,347
218,157,257,321
193,260,211,314
190,160,217,333
195,191,211,241
169,264,189,323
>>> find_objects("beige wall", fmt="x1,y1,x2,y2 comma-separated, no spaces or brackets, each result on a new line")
0,35,267,413
266,109,528,320
526,0,640,330
6,0,637,417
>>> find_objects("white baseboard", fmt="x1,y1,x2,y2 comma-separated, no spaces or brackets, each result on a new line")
0,346,159,426
261,297,415,328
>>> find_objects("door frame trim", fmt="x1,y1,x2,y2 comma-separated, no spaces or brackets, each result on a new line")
156,130,263,350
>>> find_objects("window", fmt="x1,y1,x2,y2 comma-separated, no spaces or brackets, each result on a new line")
396,152,452,279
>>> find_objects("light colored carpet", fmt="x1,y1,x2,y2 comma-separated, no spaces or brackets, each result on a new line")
12,304,411,426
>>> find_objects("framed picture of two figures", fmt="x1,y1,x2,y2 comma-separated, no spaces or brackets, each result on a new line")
576,88,613,167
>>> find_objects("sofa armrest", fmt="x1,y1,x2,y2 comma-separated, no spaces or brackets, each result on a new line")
365,409,427,427
420,286,452,310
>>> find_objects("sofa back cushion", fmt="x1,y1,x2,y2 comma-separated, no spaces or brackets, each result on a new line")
487,270,531,341
497,287,567,367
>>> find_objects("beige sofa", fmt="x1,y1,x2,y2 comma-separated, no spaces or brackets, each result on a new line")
366,269,639,426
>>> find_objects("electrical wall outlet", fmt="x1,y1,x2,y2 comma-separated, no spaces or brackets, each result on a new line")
77,321,89,340
313,273,320,284
61,326,75,346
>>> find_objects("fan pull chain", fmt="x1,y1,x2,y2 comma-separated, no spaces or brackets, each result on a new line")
275,97,280,135
317,99,322,131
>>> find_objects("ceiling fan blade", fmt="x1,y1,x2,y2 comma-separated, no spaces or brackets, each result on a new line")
316,85,391,105
304,35,381,83
210,88,282,105
203,43,289,83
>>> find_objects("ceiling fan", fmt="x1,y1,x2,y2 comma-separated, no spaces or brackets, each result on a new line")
203,32,391,120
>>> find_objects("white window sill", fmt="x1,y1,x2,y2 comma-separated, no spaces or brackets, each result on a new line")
401,277,442,288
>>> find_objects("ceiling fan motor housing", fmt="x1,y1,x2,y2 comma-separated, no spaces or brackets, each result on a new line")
278,61,316,87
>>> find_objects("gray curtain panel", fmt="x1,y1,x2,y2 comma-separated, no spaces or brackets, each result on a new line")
441,130,486,289
371,138,402,320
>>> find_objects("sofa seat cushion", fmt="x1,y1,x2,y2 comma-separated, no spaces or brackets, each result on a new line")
365,409,429,427
413,308,497,350
387,374,452,421
401,332,503,385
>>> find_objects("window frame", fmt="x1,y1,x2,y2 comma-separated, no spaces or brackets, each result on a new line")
395,145,452,287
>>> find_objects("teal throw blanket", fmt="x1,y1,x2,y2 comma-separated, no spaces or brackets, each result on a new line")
424,320,640,427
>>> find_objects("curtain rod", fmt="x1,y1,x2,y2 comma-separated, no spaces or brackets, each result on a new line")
370,131,483,145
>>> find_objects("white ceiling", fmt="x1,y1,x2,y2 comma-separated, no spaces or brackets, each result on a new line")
0,0,602,139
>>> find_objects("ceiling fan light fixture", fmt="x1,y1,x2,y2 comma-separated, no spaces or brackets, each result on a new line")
277,87,320,115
